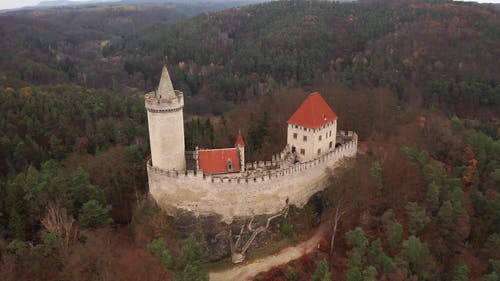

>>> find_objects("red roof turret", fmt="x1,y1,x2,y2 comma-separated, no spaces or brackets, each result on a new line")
235,130,245,147
287,92,337,129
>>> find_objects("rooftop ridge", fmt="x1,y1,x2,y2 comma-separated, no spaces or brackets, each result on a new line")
198,147,238,152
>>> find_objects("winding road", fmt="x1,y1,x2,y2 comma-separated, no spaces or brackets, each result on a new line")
209,221,331,281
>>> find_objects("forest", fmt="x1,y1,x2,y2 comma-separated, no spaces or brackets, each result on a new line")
0,0,499,280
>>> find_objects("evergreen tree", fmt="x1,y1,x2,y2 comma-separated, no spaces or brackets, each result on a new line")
312,259,331,281
399,235,431,280
366,239,395,274
78,199,112,228
148,237,172,268
427,181,441,212
405,202,430,234
345,267,363,281
362,266,378,281
437,200,454,231
450,262,469,281
386,220,403,251
70,166,105,213
174,234,208,281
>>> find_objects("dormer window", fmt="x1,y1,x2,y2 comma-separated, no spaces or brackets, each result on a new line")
323,114,327,121
226,159,233,172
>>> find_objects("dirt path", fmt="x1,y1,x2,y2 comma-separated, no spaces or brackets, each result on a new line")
209,221,331,281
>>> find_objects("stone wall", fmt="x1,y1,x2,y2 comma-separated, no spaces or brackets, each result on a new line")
148,131,358,223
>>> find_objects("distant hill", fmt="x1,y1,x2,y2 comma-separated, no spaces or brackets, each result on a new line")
111,0,499,116
34,0,268,9
37,0,118,8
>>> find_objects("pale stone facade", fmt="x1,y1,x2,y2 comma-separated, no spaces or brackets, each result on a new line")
287,121,337,162
148,132,357,223
145,64,358,222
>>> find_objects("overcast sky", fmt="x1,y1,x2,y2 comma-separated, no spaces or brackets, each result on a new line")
0,0,499,10
0,0,88,10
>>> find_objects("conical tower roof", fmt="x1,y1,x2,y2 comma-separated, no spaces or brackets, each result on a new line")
287,92,337,129
235,130,245,147
156,62,176,99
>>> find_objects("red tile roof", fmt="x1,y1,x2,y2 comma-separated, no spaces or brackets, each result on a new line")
287,92,337,129
235,130,245,147
198,148,241,174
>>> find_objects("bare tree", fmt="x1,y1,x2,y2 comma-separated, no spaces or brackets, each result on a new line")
330,200,346,255
229,203,289,263
41,203,78,257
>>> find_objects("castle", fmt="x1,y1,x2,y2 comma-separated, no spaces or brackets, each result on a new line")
146,63,358,223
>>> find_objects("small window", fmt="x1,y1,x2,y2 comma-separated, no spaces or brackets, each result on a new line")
304,127,307,131
329,131,332,137
227,159,233,172
329,141,333,148
317,149,321,155
319,135,322,141
300,149,305,155
323,114,327,121
303,136,307,142
293,133,297,139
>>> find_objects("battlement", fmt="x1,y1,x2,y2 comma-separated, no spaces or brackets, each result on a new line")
147,132,357,222
149,131,356,183
145,90,184,112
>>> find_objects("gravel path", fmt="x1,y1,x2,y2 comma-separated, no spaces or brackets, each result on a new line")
209,221,330,281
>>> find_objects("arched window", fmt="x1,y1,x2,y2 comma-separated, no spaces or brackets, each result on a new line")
226,159,233,172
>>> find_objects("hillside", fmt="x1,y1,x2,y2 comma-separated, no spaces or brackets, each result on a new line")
114,0,500,116
0,1,499,280
0,1,253,88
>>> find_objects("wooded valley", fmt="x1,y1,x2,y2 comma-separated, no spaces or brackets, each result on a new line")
0,0,499,280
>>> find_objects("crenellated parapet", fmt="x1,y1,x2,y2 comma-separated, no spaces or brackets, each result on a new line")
145,90,184,113
147,132,358,222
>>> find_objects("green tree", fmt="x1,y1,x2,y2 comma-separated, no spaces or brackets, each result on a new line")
312,259,331,281
70,166,105,212
450,262,469,281
362,266,378,281
371,161,383,190
437,200,454,231
8,205,25,240
366,239,395,274
174,234,208,281
148,237,172,268
399,235,431,280
427,181,441,212
405,202,430,234
483,273,499,281
345,267,363,281
78,199,112,228
49,135,65,160
485,233,500,251
386,220,403,251
346,227,369,249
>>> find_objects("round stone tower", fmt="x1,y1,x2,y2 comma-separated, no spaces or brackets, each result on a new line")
145,62,186,171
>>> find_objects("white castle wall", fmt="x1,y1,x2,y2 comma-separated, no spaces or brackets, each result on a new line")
148,131,357,223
